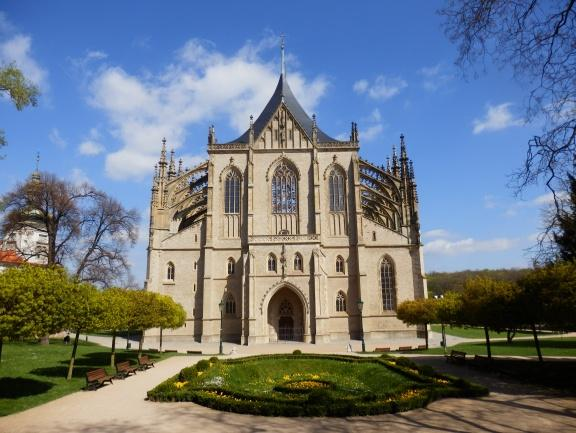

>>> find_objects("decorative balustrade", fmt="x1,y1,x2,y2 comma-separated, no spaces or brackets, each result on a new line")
248,234,320,244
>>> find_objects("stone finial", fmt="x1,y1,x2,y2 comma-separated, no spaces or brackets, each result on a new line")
168,149,176,179
208,125,216,145
178,158,183,175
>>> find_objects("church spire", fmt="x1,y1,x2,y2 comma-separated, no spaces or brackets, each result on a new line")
168,149,176,179
31,152,41,183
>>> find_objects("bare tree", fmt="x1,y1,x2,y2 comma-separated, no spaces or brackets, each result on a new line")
1,172,139,286
440,0,576,260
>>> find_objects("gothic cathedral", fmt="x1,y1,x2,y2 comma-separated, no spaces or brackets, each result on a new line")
145,68,427,345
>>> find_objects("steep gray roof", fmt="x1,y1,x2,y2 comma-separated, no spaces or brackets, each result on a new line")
226,74,337,144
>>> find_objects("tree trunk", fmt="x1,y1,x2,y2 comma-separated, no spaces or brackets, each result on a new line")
531,323,543,362
138,330,144,358
110,331,116,367
441,323,447,356
159,327,163,353
424,323,429,350
66,330,81,380
506,329,516,344
484,326,492,361
0,336,3,363
126,331,130,349
40,335,49,345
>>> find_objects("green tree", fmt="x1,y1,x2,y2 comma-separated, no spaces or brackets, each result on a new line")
0,265,71,363
126,290,160,358
396,298,437,349
99,287,130,367
61,282,102,380
460,277,521,361
553,175,576,262
0,64,40,155
154,294,186,352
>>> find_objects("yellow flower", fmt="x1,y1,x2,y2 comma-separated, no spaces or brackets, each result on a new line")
197,371,204,376
283,374,290,380
174,381,188,389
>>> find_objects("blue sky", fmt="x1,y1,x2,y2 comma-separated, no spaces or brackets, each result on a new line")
0,1,551,284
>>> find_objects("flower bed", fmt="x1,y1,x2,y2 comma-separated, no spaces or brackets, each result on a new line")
147,354,488,417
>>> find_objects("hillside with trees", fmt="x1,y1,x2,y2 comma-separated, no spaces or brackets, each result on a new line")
427,268,530,297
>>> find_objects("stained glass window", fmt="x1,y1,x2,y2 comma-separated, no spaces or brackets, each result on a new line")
272,162,297,214
329,169,345,211
224,171,240,214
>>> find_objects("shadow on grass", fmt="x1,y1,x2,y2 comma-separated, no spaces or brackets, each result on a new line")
0,377,54,398
30,365,95,379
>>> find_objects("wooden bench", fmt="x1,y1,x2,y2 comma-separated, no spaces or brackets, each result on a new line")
86,368,114,390
163,349,177,353
445,350,467,364
374,347,390,353
187,350,203,355
138,355,155,370
417,345,427,350
472,354,491,368
398,346,413,352
115,360,138,378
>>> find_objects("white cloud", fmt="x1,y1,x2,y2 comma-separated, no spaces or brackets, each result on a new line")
422,229,451,239
353,75,407,100
418,63,453,92
353,79,368,94
473,103,523,134
425,237,517,255
69,168,91,186
78,128,105,156
0,33,47,89
361,124,384,141
86,37,329,180
48,128,67,148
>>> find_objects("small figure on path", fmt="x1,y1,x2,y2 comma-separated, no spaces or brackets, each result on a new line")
63,332,71,344
346,342,352,352
229,346,237,355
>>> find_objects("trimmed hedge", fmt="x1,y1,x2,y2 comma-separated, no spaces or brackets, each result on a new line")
148,354,488,417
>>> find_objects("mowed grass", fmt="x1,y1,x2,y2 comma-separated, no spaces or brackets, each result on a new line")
204,357,417,398
0,339,173,417
417,337,576,357
430,325,551,339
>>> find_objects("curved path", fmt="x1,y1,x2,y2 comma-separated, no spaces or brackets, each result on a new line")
1,352,575,433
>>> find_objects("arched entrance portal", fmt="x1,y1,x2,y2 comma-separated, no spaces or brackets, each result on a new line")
267,286,304,342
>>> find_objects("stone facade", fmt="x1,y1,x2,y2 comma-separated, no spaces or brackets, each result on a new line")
145,72,426,345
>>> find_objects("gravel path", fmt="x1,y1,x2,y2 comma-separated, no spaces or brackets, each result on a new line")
1,349,575,433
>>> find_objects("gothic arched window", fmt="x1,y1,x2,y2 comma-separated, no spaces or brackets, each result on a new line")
227,258,235,275
224,171,240,214
267,254,277,272
381,257,397,311
224,294,236,315
336,256,345,273
329,168,345,212
336,291,347,312
271,161,297,214
293,253,303,271
166,262,175,281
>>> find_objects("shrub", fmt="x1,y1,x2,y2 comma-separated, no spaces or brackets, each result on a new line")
147,354,488,417
292,349,302,355
209,356,219,363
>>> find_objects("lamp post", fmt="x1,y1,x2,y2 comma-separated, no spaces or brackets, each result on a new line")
218,300,224,355
357,299,365,353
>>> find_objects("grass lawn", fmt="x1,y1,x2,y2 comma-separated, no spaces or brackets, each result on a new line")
148,354,487,416
0,339,174,417
429,324,552,339
416,337,576,357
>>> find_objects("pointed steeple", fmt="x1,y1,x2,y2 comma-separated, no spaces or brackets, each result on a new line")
31,152,41,183
168,149,176,179
392,145,399,177
158,138,168,179
208,125,216,145
178,158,183,175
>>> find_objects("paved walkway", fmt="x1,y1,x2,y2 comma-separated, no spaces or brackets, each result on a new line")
1,347,575,432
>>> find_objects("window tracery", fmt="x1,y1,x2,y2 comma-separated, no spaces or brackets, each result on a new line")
224,171,240,214
336,256,345,273
381,257,396,311
166,262,175,281
336,291,346,312
224,294,236,315
329,169,345,212
227,258,235,275
272,161,297,214
267,254,277,272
